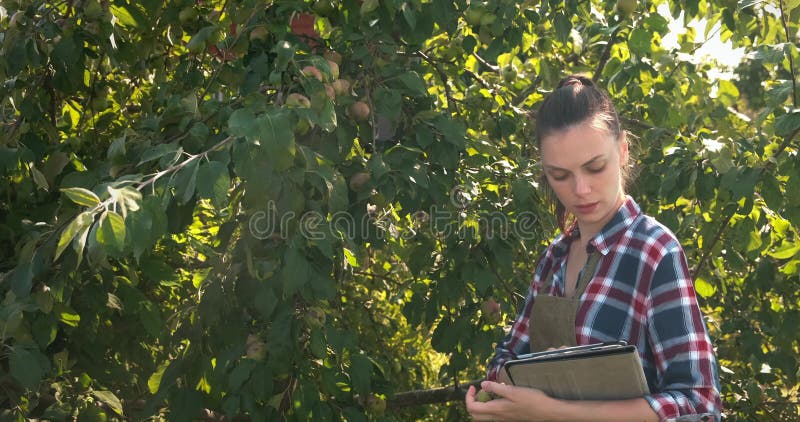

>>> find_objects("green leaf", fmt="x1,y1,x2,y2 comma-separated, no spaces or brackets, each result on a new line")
31,164,49,191
127,206,153,260
343,247,359,268
553,14,571,43
694,277,716,298
61,187,101,207
197,161,230,208
93,390,124,416
349,354,372,396
774,111,800,136
629,28,653,55
148,362,169,394
435,116,466,148
139,300,163,337
272,40,295,71
54,302,81,327
96,211,126,252
228,360,256,391
186,26,217,54
10,346,50,389
138,142,182,166
55,212,94,261
397,71,426,96
228,108,258,139
767,241,800,260
282,247,310,295
172,158,200,204
257,109,295,171
717,80,740,108
254,284,278,318
401,2,416,29
110,5,139,28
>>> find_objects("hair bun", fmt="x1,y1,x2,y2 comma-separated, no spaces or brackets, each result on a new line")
557,75,594,89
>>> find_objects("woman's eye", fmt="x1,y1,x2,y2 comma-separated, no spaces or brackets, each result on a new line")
550,173,568,181
587,165,605,173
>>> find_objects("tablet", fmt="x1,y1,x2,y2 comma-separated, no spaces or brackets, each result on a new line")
502,341,650,400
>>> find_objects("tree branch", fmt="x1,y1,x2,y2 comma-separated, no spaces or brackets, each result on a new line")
778,0,797,108
388,379,482,409
593,24,623,83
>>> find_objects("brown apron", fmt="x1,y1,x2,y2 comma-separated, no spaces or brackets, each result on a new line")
529,252,602,352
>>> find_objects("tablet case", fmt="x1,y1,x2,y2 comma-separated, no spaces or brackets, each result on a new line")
502,342,650,401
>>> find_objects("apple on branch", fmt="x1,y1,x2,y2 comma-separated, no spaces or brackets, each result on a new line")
481,298,501,325
348,101,370,121
301,65,324,82
286,93,312,108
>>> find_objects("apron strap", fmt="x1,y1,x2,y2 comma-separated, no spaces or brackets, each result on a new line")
572,251,602,299
540,249,602,297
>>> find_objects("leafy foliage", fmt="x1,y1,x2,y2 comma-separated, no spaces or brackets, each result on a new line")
0,0,798,420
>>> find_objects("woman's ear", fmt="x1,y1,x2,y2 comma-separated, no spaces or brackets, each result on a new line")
619,131,629,165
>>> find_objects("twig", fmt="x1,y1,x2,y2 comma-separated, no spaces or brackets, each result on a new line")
778,0,797,108
417,51,457,116
593,24,623,82
691,208,735,276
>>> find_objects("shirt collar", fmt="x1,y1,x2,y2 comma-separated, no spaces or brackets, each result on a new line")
550,196,641,257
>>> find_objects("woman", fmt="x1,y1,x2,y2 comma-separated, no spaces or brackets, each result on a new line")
465,75,721,421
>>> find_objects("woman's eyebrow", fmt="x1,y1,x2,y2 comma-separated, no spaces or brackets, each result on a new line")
543,154,605,171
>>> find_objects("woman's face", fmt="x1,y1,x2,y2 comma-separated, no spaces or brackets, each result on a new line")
540,119,627,236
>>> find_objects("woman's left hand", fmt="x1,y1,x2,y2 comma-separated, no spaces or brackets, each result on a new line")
465,380,560,421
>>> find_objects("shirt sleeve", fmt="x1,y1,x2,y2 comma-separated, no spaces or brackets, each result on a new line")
643,243,722,421
485,282,535,381
485,253,551,381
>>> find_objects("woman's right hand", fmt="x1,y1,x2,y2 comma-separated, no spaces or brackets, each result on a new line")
465,381,560,421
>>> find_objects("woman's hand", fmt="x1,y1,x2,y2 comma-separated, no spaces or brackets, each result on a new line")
465,381,560,421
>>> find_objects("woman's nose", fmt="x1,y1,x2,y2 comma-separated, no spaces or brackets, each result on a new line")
574,174,591,195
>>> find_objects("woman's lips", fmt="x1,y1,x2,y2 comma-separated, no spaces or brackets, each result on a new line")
575,202,599,214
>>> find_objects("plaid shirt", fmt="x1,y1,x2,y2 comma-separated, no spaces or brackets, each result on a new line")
487,197,721,420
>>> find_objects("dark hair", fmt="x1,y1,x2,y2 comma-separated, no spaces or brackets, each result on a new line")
536,75,621,143
536,75,627,233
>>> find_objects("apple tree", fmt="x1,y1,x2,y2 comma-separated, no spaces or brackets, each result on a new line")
0,0,798,420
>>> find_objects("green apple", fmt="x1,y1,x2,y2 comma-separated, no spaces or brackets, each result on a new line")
617,0,637,16
332,79,351,96
324,84,336,100
83,0,104,20
327,60,340,80
178,7,198,24
313,0,336,17
365,394,386,415
294,118,311,135
464,6,484,26
479,13,497,26
9,11,25,30
349,172,371,192
348,101,370,121
302,65,323,81
323,50,342,65
501,65,517,83
481,298,501,325
246,339,267,361
475,389,496,402
360,0,379,16
91,95,109,111
304,306,326,327
249,26,269,42
286,93,311,108
77,405,108,422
